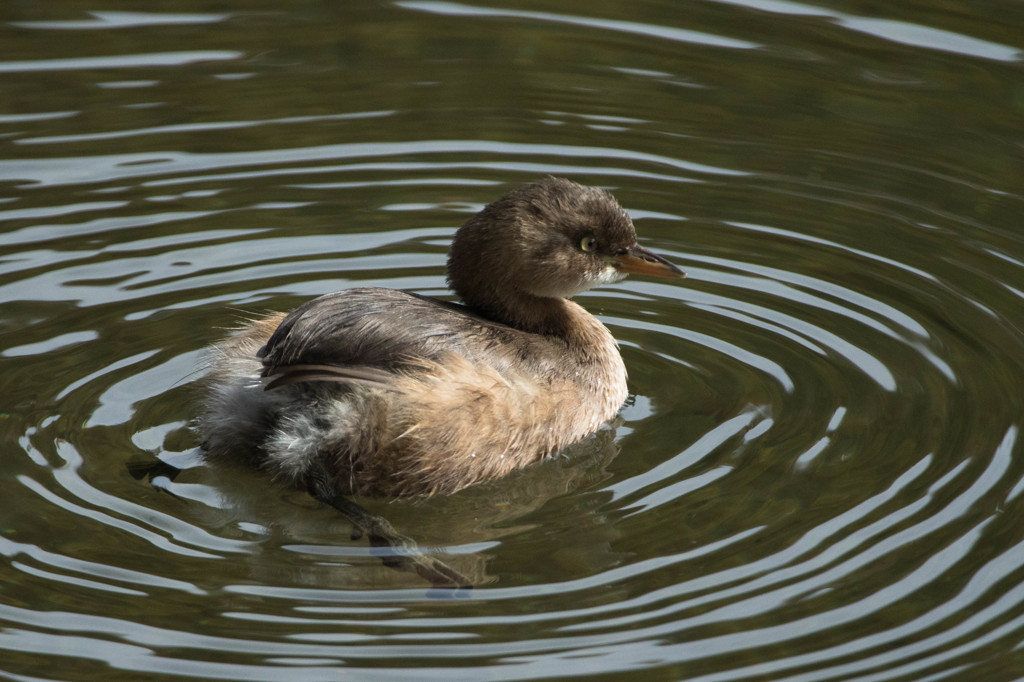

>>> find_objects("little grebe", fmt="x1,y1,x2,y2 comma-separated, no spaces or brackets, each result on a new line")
198,177,684,498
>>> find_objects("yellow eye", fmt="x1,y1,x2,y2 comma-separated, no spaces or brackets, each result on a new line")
580,235,597,252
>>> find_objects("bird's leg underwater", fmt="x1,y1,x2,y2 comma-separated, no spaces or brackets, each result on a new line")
129,455,472,590
304,461,473,590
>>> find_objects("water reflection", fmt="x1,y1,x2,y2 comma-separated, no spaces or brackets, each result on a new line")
2,0,1023,679
0,51,243,73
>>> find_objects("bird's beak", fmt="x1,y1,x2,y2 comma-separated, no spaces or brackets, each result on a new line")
613,245,686,279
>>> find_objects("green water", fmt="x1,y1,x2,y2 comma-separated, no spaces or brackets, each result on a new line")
1,1,1023,679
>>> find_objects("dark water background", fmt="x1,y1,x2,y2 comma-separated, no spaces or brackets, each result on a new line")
2,1,1024,679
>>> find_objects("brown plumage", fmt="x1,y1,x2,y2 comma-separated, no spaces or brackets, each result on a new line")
197,177,684,497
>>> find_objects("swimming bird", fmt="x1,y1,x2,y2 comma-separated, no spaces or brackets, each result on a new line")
198,177,684,499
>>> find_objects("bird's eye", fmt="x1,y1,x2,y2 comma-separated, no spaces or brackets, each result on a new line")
580,235,598,252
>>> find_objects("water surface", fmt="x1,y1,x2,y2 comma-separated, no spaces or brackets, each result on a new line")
2,1,1024,679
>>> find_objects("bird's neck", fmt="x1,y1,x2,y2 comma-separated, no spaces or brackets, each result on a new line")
464,289,575,337
473,291,624,374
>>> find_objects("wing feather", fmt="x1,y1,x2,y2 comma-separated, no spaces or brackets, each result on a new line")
256,288,553,391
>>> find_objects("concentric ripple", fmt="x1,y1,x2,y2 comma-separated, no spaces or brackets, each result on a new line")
2,0,1024,680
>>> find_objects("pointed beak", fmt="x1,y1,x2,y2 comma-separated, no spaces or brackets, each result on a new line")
613,244,686,279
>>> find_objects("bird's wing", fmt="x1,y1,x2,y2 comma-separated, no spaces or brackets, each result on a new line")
257,287,519,390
